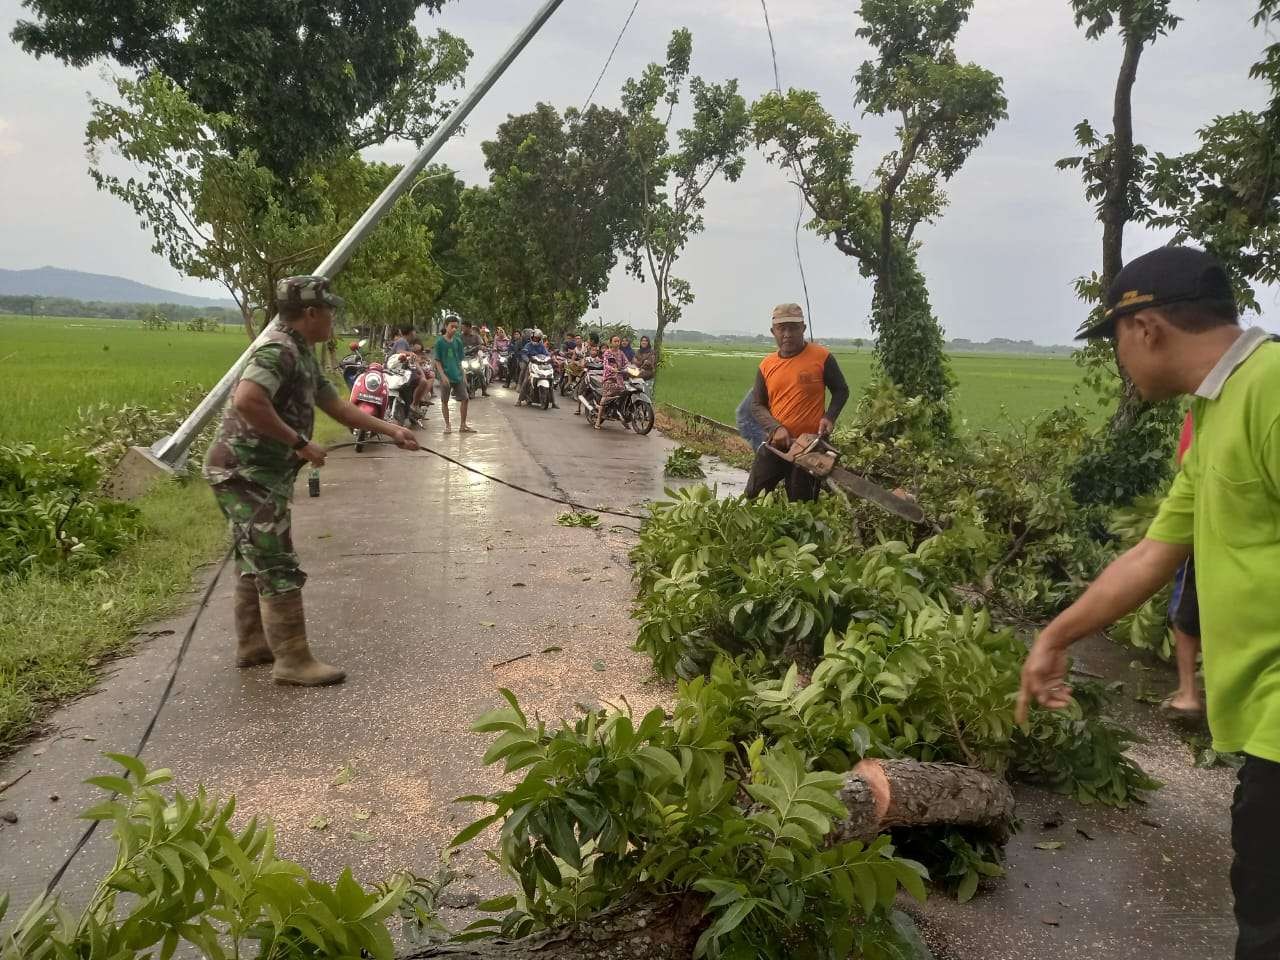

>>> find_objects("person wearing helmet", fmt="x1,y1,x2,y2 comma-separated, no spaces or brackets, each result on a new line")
517,328,554,407
204,276,419,687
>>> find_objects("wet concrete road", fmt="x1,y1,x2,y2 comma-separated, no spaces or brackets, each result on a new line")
0,386,743,915
0,389,1237,958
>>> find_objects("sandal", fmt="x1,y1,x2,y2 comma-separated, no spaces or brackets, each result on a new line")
443,426,452,435
459,425,477,434
1159,697,1205,722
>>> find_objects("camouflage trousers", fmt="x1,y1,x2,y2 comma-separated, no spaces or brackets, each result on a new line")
211,478,306,597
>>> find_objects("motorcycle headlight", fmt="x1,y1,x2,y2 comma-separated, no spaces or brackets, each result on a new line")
365,372,382,391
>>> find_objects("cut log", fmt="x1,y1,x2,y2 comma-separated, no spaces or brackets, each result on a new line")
831,758,1015,845
400,759,1013,959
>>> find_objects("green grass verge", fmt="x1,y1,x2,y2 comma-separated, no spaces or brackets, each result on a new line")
0,478,226,754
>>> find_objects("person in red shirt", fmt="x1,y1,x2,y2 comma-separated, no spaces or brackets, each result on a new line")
747,303,849,500
1164,409,1203,718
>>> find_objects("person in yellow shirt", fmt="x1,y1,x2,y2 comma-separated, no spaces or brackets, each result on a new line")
1017,246,1280,960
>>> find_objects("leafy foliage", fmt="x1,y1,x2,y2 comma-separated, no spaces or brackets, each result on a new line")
556,512,601,529
456,103,643,336
0,754,435,959
620,30,751,373
85,75,449,335
664,446,707,479
457,690,927,959
0,443,141,579
13,0,466,182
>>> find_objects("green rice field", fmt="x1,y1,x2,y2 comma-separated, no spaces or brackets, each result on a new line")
0,315,248,445
656,346,1094,433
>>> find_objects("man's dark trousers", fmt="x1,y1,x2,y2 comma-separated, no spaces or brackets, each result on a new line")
1234,754,1280,959
744,445,822,502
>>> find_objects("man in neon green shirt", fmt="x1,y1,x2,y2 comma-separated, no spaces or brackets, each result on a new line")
1017,246,1280,959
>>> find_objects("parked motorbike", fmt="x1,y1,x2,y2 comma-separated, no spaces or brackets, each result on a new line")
339,340,369,390
384,353,422,428
520,354,557,410
348,362,390,452
576,364,654,435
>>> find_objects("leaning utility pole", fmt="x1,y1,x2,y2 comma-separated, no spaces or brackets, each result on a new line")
111,0,568,495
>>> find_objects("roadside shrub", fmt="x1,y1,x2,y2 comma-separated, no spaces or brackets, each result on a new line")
68,382,217,476
629,486,1158,896
0,442,141,578
0,754,451,958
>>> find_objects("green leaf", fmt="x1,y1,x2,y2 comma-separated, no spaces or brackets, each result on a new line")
451,813,501,849
709,897,756,936
533,845,562,886
84,775,133,797
956,869,979,903
104,752,147,781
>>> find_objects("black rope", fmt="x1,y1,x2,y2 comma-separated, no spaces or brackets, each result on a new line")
328,440,648,521
582,0,641,111
759,0,815,338
44,543,235,895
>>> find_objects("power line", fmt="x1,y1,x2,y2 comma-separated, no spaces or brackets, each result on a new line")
582,0,642,111
759,0,815,339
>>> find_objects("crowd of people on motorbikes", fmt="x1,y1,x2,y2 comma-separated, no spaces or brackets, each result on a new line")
336,316,658,445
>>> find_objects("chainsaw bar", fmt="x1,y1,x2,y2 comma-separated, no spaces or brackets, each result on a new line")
763,433,926,524
826,466,925,524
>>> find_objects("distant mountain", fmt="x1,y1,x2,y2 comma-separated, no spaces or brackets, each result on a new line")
0,266,236,309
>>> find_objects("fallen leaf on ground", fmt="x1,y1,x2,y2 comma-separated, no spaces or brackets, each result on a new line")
348,830,375,843
1034,841,1065,851
591,660,606,672
480,621,496,628
353,809,372,822
308,816,330,831
332,763,356,787
542,646,563,654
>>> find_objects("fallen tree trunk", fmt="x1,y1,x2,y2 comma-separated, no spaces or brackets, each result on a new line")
400,759,1014,959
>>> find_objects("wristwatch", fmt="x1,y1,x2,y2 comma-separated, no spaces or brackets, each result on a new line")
292,433,310,450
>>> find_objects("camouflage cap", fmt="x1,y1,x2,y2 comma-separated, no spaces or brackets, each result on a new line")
275,275,344,310
771,303,804,323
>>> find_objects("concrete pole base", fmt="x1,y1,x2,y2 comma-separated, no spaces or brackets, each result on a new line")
105,445,177,501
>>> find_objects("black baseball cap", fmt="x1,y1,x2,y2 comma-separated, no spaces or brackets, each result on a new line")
1076,246,1235,340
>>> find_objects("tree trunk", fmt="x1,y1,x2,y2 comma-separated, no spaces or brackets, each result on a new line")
1104,28,1146,432
240,303,256,340
399,759,1013,960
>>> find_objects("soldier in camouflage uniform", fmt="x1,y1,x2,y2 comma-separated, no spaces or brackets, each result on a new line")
205,275,418,686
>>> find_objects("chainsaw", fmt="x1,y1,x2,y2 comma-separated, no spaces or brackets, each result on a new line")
763,433,926,524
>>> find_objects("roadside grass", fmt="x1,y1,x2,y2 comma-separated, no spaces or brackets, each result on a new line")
0,314,248,445
656,347,1097,434
0,478,226,754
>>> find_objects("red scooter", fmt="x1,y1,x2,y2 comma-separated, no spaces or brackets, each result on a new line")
349,362,390,452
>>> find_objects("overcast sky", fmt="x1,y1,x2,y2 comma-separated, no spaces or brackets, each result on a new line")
1,0,1276,343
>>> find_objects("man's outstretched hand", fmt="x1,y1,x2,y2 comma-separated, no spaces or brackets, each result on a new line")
1015,632,1073,725
391,426,420,451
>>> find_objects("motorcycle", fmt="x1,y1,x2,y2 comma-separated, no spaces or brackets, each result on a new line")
383,353,422,428
348,362,390,452
576,363,654,435
463,348,490,398
339,340,369,390
521,354,557,410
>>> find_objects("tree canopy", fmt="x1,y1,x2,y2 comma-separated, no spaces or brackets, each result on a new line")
12,0,469,181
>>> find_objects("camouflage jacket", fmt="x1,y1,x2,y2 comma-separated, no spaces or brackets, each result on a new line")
204,321,339,495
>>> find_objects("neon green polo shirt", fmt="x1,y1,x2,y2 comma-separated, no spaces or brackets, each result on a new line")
1147,327,1280,761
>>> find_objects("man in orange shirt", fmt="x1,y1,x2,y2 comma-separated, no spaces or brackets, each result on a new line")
747,303,850,501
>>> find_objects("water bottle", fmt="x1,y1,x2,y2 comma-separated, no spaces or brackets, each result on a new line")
308,468,321,498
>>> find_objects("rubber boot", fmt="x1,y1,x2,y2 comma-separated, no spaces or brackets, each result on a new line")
234,575,273,667
261,590,346,687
